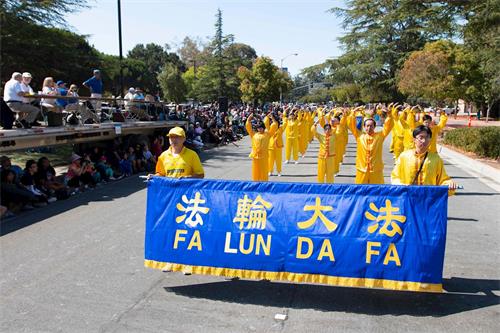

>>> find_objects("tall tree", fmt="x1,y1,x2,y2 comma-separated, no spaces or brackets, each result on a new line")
330,0,462,101
157,63,187,103
238,57,293,104
1,0,89,26
127,43,184,94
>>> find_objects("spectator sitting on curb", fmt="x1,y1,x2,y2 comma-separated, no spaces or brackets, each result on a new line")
65,153,96,190
1,169,39,211
35,157,69,200
119,152,133,177
0,156,23,180
20,160,51,205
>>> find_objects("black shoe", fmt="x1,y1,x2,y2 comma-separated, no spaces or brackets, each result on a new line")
30,121,43,127
20,120,31,129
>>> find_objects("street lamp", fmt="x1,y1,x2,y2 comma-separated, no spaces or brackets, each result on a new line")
279,53,298,105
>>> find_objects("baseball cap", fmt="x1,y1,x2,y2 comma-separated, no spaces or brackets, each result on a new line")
22,72,32,78
56,80,65,86
166,127,186,138
71,153,82,162
93,69,100,74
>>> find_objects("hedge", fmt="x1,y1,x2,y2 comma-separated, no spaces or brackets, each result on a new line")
443,127,500,159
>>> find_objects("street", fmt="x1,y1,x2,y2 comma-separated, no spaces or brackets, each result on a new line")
1,132,499,333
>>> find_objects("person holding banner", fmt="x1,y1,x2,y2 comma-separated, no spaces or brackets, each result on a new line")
245,113,277,181
348,108,394,184
391,125,457,195
154,127,204,179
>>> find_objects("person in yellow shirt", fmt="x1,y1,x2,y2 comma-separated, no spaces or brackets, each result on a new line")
154,127,204,179
421,112,448,153
311,120,337,183
283,109,299,164
399,106,419,152
264,113,286,177
246,113,277,181
391,125,457,195
348,109,394,184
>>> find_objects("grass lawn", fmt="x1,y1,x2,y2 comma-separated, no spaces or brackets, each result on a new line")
8,145,75,168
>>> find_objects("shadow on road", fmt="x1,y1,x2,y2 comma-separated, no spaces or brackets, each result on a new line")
164,276,499,317
0,175,147,236
448,216,479,222
455,192,499,196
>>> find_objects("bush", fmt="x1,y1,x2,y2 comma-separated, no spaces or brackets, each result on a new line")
443,127,500,159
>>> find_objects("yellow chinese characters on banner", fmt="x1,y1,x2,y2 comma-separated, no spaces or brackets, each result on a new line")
364,199,407,267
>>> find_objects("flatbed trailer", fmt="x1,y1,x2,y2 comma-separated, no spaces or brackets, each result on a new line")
0,120,187,152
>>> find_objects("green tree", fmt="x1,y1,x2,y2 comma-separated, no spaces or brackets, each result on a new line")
330,0,462,101
238,57,293,104
461,0,500,117
127,43,185,94
1,0,89,26
0,13,100,90
157,63,187,103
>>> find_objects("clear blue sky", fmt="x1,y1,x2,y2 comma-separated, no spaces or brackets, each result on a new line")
66,0,345,76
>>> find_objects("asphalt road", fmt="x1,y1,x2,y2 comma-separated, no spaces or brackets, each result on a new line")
1,132,499,333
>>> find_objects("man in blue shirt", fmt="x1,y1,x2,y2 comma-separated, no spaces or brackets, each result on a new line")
56,81,68,109
83,69,103,112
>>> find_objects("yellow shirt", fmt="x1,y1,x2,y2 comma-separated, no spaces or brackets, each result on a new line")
311,125,336,159
264,116,286,149
156,146,204,178
246,118,277,159
399,110,417,151
429,114,448,153
348,114,394,173
283,114,298,139
391,149,454,195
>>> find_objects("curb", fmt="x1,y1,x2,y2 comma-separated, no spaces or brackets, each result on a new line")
437,144,500,192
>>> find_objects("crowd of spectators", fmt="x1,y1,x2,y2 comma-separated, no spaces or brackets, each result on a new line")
0,134,165,219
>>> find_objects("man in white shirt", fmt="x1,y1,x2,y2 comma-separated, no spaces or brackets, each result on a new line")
3,72,40,128
20,72,34,103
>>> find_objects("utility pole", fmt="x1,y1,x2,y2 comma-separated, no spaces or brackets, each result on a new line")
117,0,124,96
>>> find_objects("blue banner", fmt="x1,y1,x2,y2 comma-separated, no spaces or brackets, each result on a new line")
145,177,449,292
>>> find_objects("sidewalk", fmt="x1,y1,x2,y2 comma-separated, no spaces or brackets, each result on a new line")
438,144,500,192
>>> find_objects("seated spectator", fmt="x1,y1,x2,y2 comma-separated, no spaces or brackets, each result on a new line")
142,145,156,172
35,157,69,199
83,153,101,183
134,144,146,172
65,154,96,190
151,136,164,159
0,156,23,180
96,156,117,181
186,124,204,150
119,152,133,177
1,169,38,211
3,72,40,128
55,81,69,110
20,160,51,205
127,146,139,173
124,87,149,120
41,77,61,112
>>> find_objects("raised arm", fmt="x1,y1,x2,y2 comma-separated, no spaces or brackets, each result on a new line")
245,114,255,138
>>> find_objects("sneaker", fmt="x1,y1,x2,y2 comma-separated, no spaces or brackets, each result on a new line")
277,173,282,177
284,160,289,164
183,272,192,276
47,197,57,203
268,172,273,176
109,176,117,181
162,263,173,272
294,161,299,165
